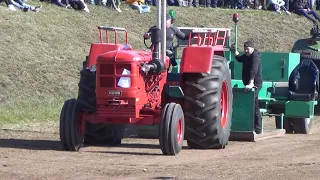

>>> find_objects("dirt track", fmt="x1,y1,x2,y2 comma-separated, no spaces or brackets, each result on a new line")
1,118,320,180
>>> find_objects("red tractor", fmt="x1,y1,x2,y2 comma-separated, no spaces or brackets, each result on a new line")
60,14,234,155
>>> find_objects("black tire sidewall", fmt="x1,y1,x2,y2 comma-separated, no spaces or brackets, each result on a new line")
169,104,185,155
217,62,233,145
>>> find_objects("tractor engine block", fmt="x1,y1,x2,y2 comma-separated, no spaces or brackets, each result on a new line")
143,73,165,110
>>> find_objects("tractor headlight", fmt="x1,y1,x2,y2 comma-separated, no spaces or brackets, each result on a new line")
89,65,97,72
117,69,131,88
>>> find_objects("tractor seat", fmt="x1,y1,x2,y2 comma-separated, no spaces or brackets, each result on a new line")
288,59,319,101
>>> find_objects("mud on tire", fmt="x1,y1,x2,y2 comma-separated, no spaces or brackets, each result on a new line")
182,55,233,149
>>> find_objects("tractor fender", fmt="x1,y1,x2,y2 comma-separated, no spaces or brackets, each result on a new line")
180,46,224,73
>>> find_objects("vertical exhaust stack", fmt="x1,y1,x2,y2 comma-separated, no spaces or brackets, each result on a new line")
233,13,239,53
141,0,167,74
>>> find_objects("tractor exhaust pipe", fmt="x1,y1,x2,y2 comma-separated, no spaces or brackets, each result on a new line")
141,0,167,74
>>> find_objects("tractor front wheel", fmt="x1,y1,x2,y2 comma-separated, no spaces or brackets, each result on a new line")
183,55,233,149
159,103,185,155
60,99,85,151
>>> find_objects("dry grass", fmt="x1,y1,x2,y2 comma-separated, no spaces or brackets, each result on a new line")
0,1,315,127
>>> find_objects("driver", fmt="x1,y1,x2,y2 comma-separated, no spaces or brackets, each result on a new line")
143,13,194,66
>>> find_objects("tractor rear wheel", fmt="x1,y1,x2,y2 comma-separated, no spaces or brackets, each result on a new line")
60,98,85,151
77,60,125,146
159,103,185,155
183,55,233,149
291,117,312,134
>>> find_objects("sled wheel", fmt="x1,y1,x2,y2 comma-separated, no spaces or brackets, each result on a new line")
291,117,312,134
159,103,185,156
60,99,85,151
275,116,294,134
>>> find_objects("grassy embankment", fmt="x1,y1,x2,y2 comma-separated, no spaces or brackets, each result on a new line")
0,1,313,130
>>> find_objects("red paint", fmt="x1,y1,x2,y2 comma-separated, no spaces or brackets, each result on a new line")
87,43,133,69
83,112,160,126
180,46,215,73
86,49,170,126
177,117,183,143
181,29,228,73
220,80,229,128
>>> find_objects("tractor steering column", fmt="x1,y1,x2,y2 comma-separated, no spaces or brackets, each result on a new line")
141,26,167,74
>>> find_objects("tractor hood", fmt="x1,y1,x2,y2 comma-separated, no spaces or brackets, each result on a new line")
97,50,153,63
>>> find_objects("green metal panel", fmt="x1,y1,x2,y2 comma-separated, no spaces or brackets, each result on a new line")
171,59,181,73
232,80,275,100
231,88,255,132
285,101,318,118
168,85,184,98
228,52,300,81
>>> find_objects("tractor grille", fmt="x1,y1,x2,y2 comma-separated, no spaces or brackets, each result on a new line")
100,77,114,87
97,105,136,117
99,63,132,88
100,64,114,74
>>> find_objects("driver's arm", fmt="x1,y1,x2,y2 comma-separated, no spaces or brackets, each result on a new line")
172,26,193,40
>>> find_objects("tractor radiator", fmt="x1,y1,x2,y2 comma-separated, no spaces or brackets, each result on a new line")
99,63,132,88
97,105,136,117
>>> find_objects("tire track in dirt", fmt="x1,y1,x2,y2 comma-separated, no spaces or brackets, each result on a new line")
0,120,320,180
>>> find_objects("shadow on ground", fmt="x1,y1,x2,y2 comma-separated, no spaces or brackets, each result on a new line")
0,138,62,151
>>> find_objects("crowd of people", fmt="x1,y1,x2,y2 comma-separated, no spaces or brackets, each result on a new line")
1,0,320,24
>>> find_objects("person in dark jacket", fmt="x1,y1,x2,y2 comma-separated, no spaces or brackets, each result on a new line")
294,0,320,24
143,14,195,66
235,40,263,134
52,0,89,12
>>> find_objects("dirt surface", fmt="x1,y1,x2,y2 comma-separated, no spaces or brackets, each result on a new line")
1,118,320,180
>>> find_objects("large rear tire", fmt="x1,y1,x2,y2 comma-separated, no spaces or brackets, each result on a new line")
182,55,233,149
60,99,85,151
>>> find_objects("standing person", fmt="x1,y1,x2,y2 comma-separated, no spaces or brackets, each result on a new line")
235,40,263,134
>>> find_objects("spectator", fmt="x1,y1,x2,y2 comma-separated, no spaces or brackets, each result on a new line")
231,0,245,9
206,0,218,8
294,0,320,24
188,0,199,7
52,0,89,13
266,0,291,14
126,0,150,13
0,0,16,10
11,0,42,12
70,0,90,12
